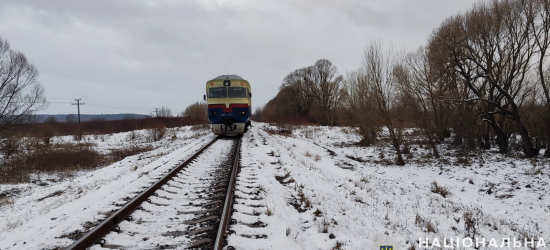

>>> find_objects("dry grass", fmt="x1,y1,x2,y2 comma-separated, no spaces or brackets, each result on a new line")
264,123,294,136
0,196,14,207
313,208,323,217
266,205,273,216
108,145,153,163
524,166,544,175
331,241,345,250
430,181,451,198
415,214,437,233
289,184,312,213
463,210,482,239
286,227,292,237
275,171,295,185
0,142,154,184
314,154,321,162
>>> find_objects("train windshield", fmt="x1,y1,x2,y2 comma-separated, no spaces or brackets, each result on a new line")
209,88,226,98
228,87,247,98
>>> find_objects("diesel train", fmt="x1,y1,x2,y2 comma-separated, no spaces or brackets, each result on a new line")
204,75,252,135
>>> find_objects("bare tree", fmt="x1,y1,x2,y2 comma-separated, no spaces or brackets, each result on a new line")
157,106,172,117
431,12,512,153
281,59,343,125
312,59,344,125
182,101,207,123
394,47,441,158
44,115,58,124
528,0,550,156
430,0,542,157
0,36,47,134
281,67,318,119
364,41,406,165
346,69,381,145
65,114,76,123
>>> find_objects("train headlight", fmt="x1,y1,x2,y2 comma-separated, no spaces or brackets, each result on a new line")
211,111,217,115
240,111,245,115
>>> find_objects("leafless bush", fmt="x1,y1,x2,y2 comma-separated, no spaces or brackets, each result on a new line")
128,130,139,140
156,106,172,117
167,128,178,141
182,101,208,124
145,126,167,142
1,133,23,160
27,123,58,147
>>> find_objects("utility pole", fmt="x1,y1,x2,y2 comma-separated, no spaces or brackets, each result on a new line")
154,108,159,118
72,99,85,141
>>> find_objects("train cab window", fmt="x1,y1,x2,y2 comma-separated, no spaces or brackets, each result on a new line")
228,87,247,98
209,87,227,98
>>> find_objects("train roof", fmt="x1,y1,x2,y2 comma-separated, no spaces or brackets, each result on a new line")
211,75,244,80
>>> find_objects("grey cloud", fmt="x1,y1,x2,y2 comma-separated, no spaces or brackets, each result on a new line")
0,0,481,115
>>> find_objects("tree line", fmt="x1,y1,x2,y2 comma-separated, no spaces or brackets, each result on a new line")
254,0,550,159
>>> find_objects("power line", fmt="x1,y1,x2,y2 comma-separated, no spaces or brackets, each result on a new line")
84,98,156,109
48,97,180,114
49,97,156,108
86,103,153,112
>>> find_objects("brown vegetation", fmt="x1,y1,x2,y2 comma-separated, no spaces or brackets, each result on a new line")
255,0,550,159
430,181,451,198
12,116,202,138
0,142,153,184
182,101,208,124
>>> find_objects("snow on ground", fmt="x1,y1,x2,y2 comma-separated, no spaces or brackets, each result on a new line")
1,123,548,250
0,126,214,249
228,123,549,250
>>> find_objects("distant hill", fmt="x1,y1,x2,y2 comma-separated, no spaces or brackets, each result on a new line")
34,114,151,123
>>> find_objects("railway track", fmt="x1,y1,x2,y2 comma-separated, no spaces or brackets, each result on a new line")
66,136,241,250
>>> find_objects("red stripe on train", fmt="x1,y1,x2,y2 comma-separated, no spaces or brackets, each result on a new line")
208,104,249,112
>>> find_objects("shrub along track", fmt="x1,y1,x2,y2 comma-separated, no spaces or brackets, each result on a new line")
65,135,241,249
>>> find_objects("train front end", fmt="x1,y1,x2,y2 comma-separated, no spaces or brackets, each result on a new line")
205,75,251,135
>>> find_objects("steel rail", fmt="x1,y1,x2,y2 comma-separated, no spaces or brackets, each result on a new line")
66,137,219,250
213,136,242,250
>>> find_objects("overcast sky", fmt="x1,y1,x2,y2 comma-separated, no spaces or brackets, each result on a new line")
0,0,481,115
